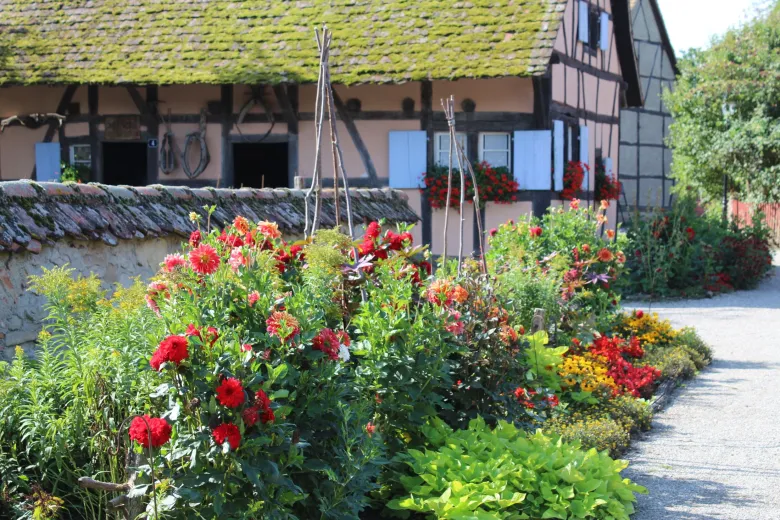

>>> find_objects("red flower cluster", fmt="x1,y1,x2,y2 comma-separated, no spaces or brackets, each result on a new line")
129,415,171,448
312,328,340,361
596,171,621,202
513,388,560,409
216,377,245,408
422,162,518,209
213,422,241,450
243,389,275,427
358,221,413,260
216,230,244,249
589,335,659,397
150,335,189,371
529,226,543,238
561,161,587,200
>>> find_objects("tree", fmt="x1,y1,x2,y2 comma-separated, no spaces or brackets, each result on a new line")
665,3,780,205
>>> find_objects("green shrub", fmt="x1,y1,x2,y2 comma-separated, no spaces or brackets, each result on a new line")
642,346,698,381
674,328,713,368
543,413,630,457
0,268,162,518
388,416,645,519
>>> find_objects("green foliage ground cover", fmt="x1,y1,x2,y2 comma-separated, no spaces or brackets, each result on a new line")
0,204,710,519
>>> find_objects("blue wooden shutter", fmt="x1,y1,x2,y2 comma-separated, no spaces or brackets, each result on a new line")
514,130,552,191
578,1,590,43
600,12,610,50
388,131,427,188
605,157,613,178
35,143,61,181
553,121,564,191
579,126,589,189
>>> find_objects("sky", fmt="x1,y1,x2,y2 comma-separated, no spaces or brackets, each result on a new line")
655,0,766,54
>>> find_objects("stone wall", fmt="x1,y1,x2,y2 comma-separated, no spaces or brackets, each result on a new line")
0,235,181,360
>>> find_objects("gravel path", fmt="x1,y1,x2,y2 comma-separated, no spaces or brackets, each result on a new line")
624,263,780,520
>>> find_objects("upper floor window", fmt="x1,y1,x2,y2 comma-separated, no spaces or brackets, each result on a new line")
434,132,467,167
579,1,607,51
479,133,511,169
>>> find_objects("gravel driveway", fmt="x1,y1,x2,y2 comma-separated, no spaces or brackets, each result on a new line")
624,263,780,520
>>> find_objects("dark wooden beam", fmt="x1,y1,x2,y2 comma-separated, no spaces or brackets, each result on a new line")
88,85,100,182
532,76,553,130
332,89,379,185
551,101,620,125
146,86,159,184
420,80,433,249
552,50,628,88
126,86,151,118
220,85,233,188
32,85,77,180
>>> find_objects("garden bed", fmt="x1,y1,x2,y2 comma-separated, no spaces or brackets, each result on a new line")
0,202,711,520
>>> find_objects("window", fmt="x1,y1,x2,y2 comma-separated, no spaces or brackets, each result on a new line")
479,132,511,169
69,144,92,168
588,8,601,50
564,124,580,164
434,132,467,167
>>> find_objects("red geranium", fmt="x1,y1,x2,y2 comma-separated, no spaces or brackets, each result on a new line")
216,377,245,408
529,226,543,238
129,415,171,448
189,244,220,275
212,423,241,450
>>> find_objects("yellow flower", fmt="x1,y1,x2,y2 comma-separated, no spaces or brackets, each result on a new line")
189,212,201,223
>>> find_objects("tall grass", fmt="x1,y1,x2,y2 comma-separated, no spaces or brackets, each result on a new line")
0,267,163,519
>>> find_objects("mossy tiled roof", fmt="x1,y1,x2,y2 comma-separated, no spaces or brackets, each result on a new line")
0,0,566,86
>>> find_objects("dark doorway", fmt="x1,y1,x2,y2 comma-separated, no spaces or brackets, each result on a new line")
102,142,147,186
233,142,289,189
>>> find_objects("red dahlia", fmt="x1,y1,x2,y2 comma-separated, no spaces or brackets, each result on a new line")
189,244,220,275
189,230,202,248
213,422,241,450
216,377,245,408
149,335,189,371
312,328,340,361
266,311,300,343
129,415,171,448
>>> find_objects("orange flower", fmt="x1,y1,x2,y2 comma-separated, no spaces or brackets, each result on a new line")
499,324,518,345
600,200,610,210
596,214,608,225
616,251,626,264
597,248,614,262
257,220,281,240
233,216,250,235
266,311,300,342
606,229,615,239
449,285,469,304
570,198,581,210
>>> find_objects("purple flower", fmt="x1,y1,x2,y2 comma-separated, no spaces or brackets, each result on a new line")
586,272,611,284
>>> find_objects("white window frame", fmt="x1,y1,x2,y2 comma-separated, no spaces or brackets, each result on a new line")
434,132,467,167
69,144,92,168
478,132,511,171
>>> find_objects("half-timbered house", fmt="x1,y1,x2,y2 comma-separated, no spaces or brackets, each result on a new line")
0,0,642,254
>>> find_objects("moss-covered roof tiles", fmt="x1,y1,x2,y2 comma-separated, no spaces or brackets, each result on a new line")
0,0,567,86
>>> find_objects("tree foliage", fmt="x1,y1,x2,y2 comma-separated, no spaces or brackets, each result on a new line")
666,3,780,204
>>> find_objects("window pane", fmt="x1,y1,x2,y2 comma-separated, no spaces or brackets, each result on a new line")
72,145,91,162
483,134,509,150
483,151,509,168
455,133,467,152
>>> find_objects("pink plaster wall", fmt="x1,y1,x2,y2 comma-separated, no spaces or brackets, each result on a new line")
298,119,421,180
430,206,475,257
432,77,534,113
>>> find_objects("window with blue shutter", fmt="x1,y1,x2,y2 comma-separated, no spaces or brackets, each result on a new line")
600,12,610,51
579,126,589,189
388,131,427,189
578,1,590,43
513,130,552,191
35,142,61,182
553,121,564,191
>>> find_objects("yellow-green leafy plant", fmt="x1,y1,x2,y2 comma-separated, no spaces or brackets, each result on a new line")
387,416,646,519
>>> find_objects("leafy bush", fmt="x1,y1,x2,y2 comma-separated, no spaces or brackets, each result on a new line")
388,416,646,519
0,268,162,518
543,413,630,457
674,328,713,368
623,199,773,297
641,347,698,381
